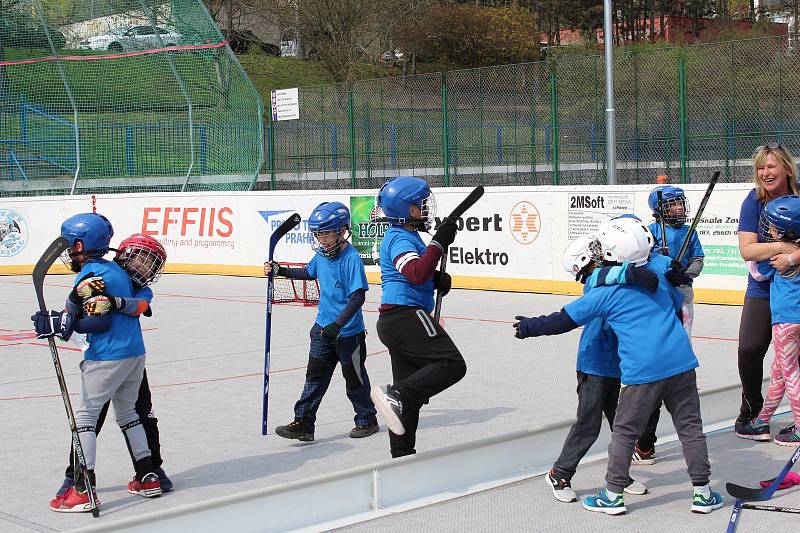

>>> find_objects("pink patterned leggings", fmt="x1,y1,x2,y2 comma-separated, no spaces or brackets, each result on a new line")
758,323,800,427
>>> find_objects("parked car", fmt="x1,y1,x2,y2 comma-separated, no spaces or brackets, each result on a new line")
226,29,280,56
78,25,182,52
381,49,404,64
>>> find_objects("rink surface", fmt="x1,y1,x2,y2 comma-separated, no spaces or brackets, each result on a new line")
1,273,797,532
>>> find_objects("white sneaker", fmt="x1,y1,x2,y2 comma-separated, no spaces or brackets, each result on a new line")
545,470,577,502
370,385,405,435
623,479,648,495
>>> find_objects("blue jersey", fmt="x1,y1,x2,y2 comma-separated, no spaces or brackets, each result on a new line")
307,243,368,337
380,226,435,312
577,253,680,379
565,259,695,385
647,222,704,270
738,189,771,299
757,262,800,325
77,259,145,361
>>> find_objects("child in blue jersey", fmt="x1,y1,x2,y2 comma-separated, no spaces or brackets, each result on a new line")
737,195,800,445
546,228,667,503
53,234,173,506
265,202,378,442
514,217,722,515
369,176,466,458
647,185,704,336
32,213,162,513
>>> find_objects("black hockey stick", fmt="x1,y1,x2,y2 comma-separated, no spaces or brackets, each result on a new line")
675,170,720,264
726,498,744,533
433,185,485,322
657,189,669,256
33,237,100,517
262,213,302,435
743,503,800,514
726,446,800,501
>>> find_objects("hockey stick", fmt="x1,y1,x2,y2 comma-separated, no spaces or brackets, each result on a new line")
743,503,800,514
726,499,744,533
33,237,100,517
262,213,302,435
657,189,669,256
726,446,800,501
675,170,720,264
433,185,485,322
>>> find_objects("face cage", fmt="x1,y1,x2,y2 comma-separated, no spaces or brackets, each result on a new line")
419,193,436,231
312,227,351,258
118,247,165,287
659,196,690,227
758,212,800,244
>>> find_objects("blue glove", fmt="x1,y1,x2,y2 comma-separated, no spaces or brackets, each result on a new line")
31,310,74,341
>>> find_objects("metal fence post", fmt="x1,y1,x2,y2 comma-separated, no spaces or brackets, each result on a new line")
549,69,560,185
268,94,276,190
678,53,688,184
348,85,356,188
441,72,450,187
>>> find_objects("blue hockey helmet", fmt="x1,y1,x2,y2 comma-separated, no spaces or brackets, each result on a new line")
60,212,114,271
376,176,435,230
309,201,351,257
759,195,800,244
61,212,113,255
648,185,689,227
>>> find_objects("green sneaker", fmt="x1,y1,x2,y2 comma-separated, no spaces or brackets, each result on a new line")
691,490,723,514
582,489,626,515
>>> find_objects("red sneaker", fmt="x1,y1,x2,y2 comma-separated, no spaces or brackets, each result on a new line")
127,472,162,498
50,486,100,513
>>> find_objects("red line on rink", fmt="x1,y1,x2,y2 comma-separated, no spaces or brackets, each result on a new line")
0,348,389,400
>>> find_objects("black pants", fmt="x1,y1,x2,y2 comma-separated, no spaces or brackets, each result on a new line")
377,306,467,458
66,369,162,479
737,297,773,420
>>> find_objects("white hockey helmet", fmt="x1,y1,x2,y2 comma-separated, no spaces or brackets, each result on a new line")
563,234,600,279
596,217,654,267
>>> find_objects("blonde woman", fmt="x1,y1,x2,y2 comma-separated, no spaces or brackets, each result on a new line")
735,143,800,438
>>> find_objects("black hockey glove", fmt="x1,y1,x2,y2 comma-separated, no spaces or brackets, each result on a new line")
320,322,342,342
31,310,74,341
143,304,153,318
433,270,452,297
627,265,659,294
432,221,458,250
665,260,692,287
513,315,529,339
68,272,106,306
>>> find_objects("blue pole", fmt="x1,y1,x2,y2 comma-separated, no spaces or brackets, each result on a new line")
125,126,134,176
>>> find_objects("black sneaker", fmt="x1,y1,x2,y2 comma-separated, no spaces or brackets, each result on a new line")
349,421,379,438
779,423,797,436
735,415,752,434
545,469,576,502
370,385,405,435
275,420,314,442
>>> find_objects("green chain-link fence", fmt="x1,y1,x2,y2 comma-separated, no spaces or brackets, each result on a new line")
3,13,799,197
259,35,800,191
0,0,263,197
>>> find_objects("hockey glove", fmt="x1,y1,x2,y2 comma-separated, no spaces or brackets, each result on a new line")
68,272,106,305
431,221,458,250
143,305,153,317
665,260,692,287
31,310,74,341
264,261,288,277
627,265,659,293
433,270,452,297
320,322,342,342
513,315,529,339
82,295,126,316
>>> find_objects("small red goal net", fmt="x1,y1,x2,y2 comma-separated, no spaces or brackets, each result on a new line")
272,263,320,306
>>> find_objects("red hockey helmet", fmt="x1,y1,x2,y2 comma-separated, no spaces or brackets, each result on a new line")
115,234,167,287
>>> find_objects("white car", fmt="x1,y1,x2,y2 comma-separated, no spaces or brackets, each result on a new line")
78,25,182,52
